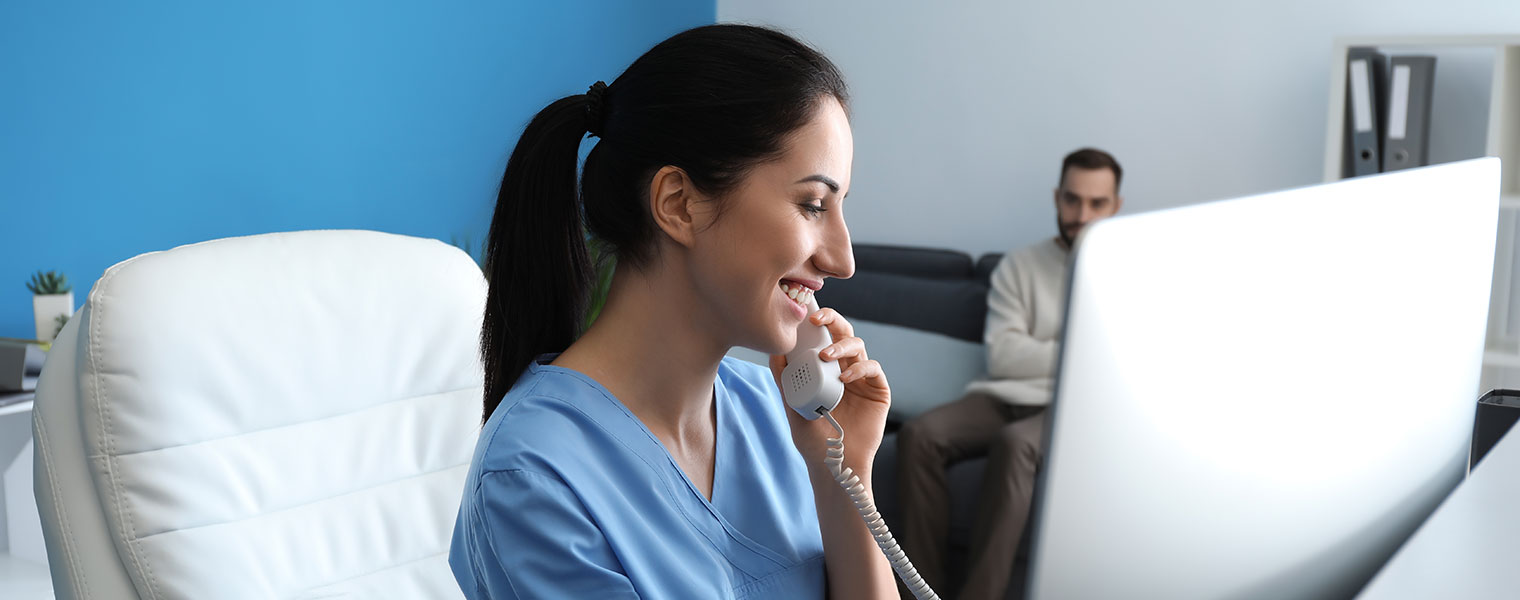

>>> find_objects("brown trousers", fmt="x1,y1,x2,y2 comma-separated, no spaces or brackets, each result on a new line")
896,391,1046,600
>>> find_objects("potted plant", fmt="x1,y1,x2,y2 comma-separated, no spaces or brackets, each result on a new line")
583,237,616,332
27,270,73,343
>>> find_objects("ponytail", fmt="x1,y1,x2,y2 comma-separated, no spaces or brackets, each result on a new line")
480,94,595,422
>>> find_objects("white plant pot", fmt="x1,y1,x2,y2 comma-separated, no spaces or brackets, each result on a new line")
33,292,74,343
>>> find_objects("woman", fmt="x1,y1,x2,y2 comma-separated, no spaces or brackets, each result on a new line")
449,24,900,599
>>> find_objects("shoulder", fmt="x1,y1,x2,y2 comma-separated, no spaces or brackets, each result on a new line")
990,242,1036,286
1000,239,1066,277
471,365,640,477
1007,237,1062,264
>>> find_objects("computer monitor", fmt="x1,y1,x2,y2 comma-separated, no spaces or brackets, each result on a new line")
1027,158,1500,599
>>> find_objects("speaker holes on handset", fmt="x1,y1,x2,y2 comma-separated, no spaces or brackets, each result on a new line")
790,363,813,394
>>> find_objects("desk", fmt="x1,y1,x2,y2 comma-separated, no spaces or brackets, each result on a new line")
0,392,52,599
1358,420,1520,598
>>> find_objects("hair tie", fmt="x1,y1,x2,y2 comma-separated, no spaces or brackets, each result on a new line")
585,81,608,137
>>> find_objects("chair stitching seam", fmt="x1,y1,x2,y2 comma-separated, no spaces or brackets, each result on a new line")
34,413,92,599
106,384,480,459
132,462,469,543
92,271,160,599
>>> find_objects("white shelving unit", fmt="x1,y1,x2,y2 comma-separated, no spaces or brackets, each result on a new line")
1323,35,1520,391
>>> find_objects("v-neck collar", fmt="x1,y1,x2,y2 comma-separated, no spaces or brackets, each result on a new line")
530,356,729,512
526,355,798,579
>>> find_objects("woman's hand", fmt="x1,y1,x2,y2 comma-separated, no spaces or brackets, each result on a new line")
769,307,891,482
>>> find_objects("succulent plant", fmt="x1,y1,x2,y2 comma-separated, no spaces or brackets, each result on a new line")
26,270,71,295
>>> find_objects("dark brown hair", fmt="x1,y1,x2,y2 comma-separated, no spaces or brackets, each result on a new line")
1060,147,1123,192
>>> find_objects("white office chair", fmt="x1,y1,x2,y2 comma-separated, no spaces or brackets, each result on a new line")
32,230,485,599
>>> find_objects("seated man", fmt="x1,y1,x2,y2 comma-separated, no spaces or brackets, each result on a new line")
897,148,1124,599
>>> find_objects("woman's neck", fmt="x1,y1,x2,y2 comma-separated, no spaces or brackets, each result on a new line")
553,259,727,448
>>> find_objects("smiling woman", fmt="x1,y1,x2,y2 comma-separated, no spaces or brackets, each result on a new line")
450,24,906,600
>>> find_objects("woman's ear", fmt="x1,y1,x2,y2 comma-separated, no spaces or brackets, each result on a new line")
648,165,702,248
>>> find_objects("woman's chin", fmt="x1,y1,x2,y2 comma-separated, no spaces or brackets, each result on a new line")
745,329,796,357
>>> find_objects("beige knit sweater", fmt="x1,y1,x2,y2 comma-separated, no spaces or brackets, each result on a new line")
964,237,1070,406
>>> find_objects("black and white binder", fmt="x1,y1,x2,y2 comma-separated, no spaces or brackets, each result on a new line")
1345,47,1386,178
1382,55,1436,172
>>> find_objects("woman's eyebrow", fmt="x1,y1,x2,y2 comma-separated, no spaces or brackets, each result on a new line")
795,174,840,193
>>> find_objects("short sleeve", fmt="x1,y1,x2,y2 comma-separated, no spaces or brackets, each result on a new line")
451,469,640,599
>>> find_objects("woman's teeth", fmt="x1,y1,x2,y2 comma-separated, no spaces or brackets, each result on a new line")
780,282,815,307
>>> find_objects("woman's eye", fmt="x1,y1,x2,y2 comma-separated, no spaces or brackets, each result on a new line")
801,202,827,216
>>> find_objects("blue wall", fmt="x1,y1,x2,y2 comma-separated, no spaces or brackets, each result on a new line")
0,1,714,338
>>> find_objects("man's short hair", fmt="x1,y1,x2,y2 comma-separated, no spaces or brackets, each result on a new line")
1060,148,1123,192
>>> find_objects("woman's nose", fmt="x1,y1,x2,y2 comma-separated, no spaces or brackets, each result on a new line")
814,218,855,279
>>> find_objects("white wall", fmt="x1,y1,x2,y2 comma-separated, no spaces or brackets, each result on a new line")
719,0,1520,256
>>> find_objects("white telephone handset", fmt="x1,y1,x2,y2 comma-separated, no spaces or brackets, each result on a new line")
780,297,844,419
780,298,940,600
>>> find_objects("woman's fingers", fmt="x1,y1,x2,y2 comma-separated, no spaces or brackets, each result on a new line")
818,335,867,365
810,307,855,341
839,358,885,385
811,307,866,368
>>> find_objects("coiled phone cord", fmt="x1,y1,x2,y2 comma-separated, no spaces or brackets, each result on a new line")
820,408,941,600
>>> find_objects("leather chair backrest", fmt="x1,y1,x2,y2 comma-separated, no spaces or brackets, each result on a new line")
34,230,485,599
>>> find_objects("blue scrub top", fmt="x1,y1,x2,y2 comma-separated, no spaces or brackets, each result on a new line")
449,355,826,599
